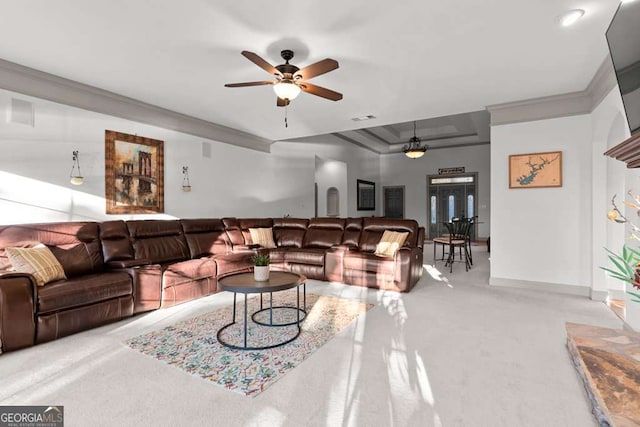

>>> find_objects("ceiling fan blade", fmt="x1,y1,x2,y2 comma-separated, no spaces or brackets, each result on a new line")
294,59,339,80
277,97,290,107
298,82,343,101
224,81,274,88
241,51,282,76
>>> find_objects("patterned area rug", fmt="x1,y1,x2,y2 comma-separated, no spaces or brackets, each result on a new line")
125,292,374,397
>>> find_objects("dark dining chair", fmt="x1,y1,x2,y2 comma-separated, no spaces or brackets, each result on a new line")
433,218,472,272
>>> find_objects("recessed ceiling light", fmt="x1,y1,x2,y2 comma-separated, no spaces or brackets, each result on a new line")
558,9,585,27
352,115,376,122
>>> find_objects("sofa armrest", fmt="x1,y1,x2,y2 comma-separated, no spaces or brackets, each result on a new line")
232,244,259,253
416,227,425,250
107,264,162,314
105,259,153,269
0,272,36,353
393,247,424,292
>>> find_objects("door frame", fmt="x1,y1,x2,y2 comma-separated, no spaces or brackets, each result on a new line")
383,185,406,218
426,172,478,240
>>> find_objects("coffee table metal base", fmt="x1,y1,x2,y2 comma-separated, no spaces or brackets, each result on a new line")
216,282,306,351
252,282,307,327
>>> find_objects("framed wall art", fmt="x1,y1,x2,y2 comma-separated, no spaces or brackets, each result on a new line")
357,179,376,210
105,130,164,214
509,151,562,189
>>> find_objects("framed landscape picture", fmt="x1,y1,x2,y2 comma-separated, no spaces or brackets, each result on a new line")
509,151,562,189
105,130,164,214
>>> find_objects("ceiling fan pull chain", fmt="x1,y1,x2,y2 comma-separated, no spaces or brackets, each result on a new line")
285,104,288,128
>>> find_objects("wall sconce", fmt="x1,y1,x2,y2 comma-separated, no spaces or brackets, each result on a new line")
182,166,192,192
70,150,84,185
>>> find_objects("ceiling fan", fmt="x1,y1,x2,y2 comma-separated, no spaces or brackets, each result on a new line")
225,50,343,107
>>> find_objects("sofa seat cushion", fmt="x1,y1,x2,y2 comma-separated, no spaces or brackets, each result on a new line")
163,258,217,289
343,252,395,275
213,253,253,277
268,248,287,264
37,271,132,313
284,249,326,266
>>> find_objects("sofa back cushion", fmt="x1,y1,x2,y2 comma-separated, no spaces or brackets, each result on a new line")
126,220,189,263
0,222,103,277
273,218,308,248
342,218,363,249
100,220,134,263
181,218,230,258
358,218,418,253
303,218,344,248
238,218,274,245
222,218,244,246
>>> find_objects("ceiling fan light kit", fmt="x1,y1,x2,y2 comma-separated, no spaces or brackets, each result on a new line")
273,81,301,100
225,49,342,107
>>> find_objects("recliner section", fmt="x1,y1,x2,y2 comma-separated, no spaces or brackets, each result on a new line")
0,216,424,353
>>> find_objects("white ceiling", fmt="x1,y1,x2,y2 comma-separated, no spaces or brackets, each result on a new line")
0,0,621,143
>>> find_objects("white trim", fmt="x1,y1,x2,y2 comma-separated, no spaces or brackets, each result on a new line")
0,58,273,153
487,56,618,126
487,92,591,126
586,56,618,110
590,289,609,302
609,289,627,300
489,276,590,297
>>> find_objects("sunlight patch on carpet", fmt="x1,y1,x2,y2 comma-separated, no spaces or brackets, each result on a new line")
125,293,373,397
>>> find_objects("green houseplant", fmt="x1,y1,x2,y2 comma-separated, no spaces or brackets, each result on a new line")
603,194,640,302
252,253,270,281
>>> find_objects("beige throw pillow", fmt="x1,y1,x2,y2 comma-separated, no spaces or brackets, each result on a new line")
249,227,277,249
5,244,67,286
374,230,409,257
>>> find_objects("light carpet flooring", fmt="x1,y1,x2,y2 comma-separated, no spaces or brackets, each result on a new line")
0,246,623,427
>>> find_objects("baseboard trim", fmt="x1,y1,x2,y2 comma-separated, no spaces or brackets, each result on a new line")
489,277,590,297
609,289,627,300
590,289,609,302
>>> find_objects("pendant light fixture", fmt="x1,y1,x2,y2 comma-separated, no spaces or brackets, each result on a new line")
182,166,192,192
69,150,84,185
403,121,427,159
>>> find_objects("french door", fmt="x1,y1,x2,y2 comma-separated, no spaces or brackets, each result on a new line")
427,173,477,240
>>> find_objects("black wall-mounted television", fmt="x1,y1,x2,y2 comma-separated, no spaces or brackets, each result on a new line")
606,0,640,136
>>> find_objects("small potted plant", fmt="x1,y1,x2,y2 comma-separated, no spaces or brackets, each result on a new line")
252,252,270,281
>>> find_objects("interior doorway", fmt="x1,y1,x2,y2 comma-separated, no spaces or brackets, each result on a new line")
383,186,405,218
427,173,478,240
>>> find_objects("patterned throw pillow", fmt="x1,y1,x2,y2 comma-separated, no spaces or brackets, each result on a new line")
5,244,67,286
374,230,409,257
249,227,277,249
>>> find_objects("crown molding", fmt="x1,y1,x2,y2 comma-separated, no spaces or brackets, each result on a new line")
488,56,618,126
586,55,618,111
0,58,272,153
487,91,591,126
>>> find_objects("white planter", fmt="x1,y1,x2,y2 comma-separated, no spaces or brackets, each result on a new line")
254,265,270,281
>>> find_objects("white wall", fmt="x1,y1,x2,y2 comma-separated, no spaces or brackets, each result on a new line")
0,89,376,224
314,156,347,217
380,145,491,238
279,135,381,217
591,87,630,299
490,115,592,292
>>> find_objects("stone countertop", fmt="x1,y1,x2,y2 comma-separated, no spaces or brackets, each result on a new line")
566,322,640,427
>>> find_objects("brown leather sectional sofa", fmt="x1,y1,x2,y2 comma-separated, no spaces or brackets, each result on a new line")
0,217,424,353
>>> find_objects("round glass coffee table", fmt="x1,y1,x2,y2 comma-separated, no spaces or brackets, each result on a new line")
216,271,307,350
